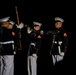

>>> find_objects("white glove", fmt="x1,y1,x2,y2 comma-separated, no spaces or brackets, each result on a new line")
40,30,44,35
27,27,33,34
32,53,37,58
13,51,16,55
59,52,65,56
16,23,24,29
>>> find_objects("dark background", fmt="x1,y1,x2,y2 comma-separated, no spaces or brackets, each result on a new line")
0,0,76,74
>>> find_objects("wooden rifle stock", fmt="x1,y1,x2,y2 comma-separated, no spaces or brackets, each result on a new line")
15,6,20,25
15,6,22,50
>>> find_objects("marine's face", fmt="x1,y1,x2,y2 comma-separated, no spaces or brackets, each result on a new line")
1,21,9,28
8,24,13,29
1,21,13,29
55,22,62,29
34,25,41,31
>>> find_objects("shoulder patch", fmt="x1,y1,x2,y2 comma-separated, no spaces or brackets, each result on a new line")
12,32,15,36
37,35,41,39
63,33,67,37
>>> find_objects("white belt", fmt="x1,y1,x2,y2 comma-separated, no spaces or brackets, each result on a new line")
0,41,14,44
54,41,62,45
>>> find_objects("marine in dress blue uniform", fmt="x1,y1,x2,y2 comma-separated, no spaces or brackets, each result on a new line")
0,17,16,75
47,17,69,65
27,21,43,75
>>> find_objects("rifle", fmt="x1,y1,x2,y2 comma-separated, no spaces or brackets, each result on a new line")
15,6,22,50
